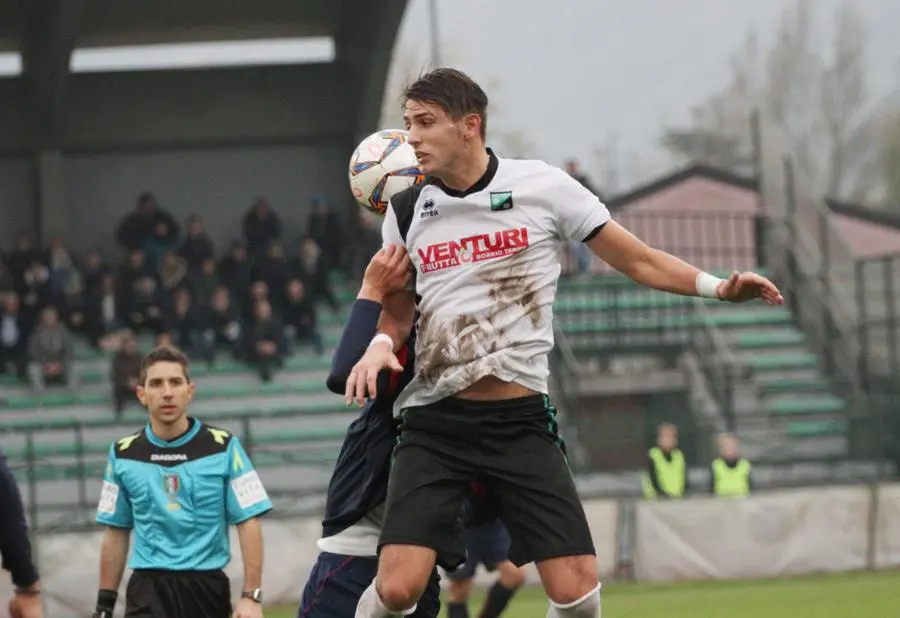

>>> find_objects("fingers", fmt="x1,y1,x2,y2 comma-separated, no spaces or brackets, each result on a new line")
366,369,379,403
344,367,358,405
389,355,404,372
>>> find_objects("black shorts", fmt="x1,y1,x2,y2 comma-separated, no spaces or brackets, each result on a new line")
379,394,595,570
125,569,231,618
445,519,512,581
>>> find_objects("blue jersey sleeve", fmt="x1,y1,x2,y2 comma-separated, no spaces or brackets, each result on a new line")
95,445,134,529
325,298,383,393
225,437,273,525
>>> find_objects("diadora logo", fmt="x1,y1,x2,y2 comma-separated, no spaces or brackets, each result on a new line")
420,199,439,219
417,228,530,273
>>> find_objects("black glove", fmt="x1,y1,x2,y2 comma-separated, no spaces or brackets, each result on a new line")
94,589,117,618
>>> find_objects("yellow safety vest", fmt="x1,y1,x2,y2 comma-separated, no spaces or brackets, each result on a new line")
712,457,751,497
642,447,685,499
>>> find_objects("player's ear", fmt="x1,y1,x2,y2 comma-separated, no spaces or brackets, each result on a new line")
186,382,196,402
135,385,147,407
462,112,481,141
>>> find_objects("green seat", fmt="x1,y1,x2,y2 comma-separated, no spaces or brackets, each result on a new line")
253,426,347,445
757,376,830,394
786,419,847,438
733,330,806,349
769,395,845,416
707,309,792,328
744,352,818,372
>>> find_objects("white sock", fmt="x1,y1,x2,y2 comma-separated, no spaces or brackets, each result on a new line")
546,584,602,618
355,581,418,618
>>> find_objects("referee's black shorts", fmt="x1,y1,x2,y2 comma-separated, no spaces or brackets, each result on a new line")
378,394,595,570
125,568,231,618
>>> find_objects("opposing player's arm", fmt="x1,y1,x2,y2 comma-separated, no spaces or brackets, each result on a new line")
376,203,417,351
326,299,383,393
225,436,273,525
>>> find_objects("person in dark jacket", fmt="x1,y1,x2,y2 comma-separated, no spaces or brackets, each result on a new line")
242,197,282,259
0,445,43,617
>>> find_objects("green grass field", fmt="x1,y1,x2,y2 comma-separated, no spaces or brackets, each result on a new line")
267,570,900,617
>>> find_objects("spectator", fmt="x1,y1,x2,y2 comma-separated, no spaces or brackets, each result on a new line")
116,192,179,252
178,215,214,272
165,289,214,366
110,331,141,416
288,237,339,313
56,269,87,335
243,280,270,324
27,307,75,393
80,249,108,295
7,233,39,287
116,249,161,333
18,259,51,316
157,251,188,310
242,196,282,258
0,254,15,296
218,242,252,310
282,279,323,356
307,196,344,270
85,273,120,348
351,211,382,282
251,242,288,309
245,299,283,382
209,286,242,360
0,295,28,379
188,257,221,309
45,237,77,300
144,221,178,271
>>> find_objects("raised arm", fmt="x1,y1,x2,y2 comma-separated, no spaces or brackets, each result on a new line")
326,246,413,393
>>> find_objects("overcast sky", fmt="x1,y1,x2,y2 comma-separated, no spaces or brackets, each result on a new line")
390,0,900,189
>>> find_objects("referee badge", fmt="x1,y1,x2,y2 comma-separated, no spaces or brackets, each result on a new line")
489,191,514,211
163,473,181,509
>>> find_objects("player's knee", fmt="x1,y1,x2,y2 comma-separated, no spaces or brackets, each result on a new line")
537,555,598,605
547,585,601,618
446,578,472,603
497,562,526,590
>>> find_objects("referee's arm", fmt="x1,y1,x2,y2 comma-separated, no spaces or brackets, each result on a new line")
0,446,40,590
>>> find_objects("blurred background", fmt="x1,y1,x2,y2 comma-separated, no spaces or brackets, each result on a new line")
0,0,898,616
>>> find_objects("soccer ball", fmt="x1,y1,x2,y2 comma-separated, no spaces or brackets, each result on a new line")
348,129,425,216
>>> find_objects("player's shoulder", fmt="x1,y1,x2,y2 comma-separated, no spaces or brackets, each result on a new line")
389,179,437,219
194,422,236,452
496,155,565,179
112,429,146,456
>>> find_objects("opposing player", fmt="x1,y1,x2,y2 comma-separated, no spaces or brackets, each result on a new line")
93,345,271,618
298,245,442,617
445,518,526,618
347,68,784,618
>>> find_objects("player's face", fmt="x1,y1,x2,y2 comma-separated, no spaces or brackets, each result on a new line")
403,99,471,176
137,361,195,424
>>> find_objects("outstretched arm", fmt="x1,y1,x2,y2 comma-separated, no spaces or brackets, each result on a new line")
326,298,383,393
586,222,783,305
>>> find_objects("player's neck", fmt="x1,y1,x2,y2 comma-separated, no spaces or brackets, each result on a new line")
440,147,491,192
151,415,191,442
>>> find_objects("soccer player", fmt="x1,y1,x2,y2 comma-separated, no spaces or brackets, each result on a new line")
0,445,43,618
298,245,441,617
347,67,785,618
93,345,272,618
445,518,526,618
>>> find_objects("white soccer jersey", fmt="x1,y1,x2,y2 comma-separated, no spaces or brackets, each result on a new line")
383,150,611,413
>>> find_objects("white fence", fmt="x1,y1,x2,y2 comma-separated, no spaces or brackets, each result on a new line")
5,485,900,617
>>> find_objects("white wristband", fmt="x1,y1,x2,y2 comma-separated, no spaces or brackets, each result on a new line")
695,272,724,299
369,333,394,349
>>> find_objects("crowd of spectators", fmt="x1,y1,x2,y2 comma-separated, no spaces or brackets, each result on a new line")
0,192,382,412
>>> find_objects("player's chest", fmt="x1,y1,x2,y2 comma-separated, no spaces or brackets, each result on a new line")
407,192,553,275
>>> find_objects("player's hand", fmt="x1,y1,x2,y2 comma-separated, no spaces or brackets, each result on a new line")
716,271,784,305
9,590,43,618
359,245,413,303
345,340,403,406
232,597,263,618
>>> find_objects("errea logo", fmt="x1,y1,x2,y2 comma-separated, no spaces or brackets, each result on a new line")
420,199,439,219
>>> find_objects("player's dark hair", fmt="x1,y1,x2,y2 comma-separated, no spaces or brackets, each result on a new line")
139,345,191,384
403,68,489,140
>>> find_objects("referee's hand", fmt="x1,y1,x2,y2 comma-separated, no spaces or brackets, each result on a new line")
345,340,403,406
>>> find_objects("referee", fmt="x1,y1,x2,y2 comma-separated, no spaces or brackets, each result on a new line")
93,345,272,618
0,445,43,618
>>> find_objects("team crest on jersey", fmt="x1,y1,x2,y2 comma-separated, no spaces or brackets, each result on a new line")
489,191,514,211
418,228,529,273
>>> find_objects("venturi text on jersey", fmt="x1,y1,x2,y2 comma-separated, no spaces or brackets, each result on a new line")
417,228,530,273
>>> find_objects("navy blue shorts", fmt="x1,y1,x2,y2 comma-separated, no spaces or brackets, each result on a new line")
298,551,441,618
445,519,511,581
